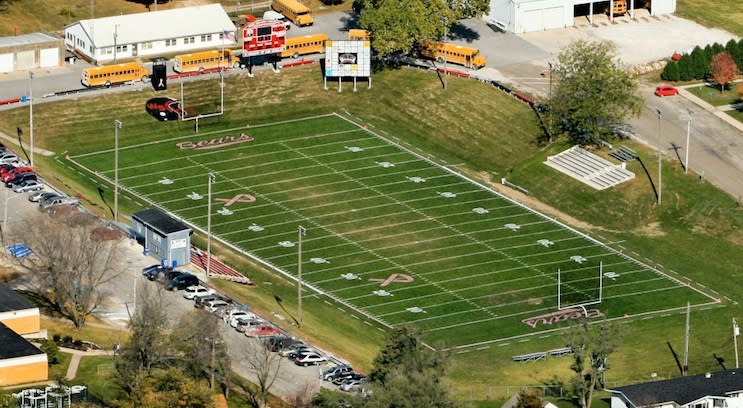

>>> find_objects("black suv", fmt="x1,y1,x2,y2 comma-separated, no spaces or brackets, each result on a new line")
6,172,36,188
157,269,184,284
165,273,199,291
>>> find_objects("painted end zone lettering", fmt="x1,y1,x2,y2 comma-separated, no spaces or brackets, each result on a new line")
521,308,604,328
177,133,254,150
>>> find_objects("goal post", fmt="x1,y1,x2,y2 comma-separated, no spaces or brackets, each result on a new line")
557,261,604,311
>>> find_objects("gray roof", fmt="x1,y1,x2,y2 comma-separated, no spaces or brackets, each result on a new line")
67,4,236,48
0,284,35,313
611,370,743,407
0,323,43,360
0,32,60,48
132,207,191,235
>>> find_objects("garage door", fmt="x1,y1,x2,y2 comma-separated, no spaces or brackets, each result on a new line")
542,7,565,30
522,7,565,32
0,53,12,73
39,48,58,68
16,50,34,70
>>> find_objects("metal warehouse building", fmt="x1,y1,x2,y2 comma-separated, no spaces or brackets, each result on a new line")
0,32,64,73
63,4,237,64
487,0,676,33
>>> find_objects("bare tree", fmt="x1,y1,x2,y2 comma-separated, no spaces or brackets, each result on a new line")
286,380,319,408
171,309,230,391
243,338,283,408
11,210,122,329
564,319,621,408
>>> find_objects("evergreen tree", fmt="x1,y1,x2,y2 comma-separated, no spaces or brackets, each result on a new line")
678,54,693,81
661,61,680,82
690,47,707,80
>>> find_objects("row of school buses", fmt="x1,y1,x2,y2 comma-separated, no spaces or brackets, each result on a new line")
81,30,487,88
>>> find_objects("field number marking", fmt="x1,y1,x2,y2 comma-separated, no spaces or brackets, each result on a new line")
537,239,554,247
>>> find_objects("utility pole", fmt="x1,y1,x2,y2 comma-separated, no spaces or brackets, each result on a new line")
28,72,34,168
206,173,216,283
683,302,690,375
654,107,663,206
734,317,740,368
685,108,693,174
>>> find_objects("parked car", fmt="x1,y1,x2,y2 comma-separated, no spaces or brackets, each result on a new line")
2,166,33,182
284,346,315,359
143,265,172,281
339,378,365,392
265,336,300,352
194,294,219,308
655,84,678,97
165,273,199,291
6,172,36,187
322,365,352,381
234,317,267,332
39,195,77,209
331,371,366,386
204,299,230,313
183,285,214,300
224,309,255,325
244,324,281,338
12,179,43,193
156,269,184,284
0,153,19,165
293,351,327,366
28,191,58,203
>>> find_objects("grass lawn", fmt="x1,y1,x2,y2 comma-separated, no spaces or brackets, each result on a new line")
726,109,743,123
48,351,73,382
685,83,740,106
74,355,122,403
677,0,743,37
3,66,743,400
41,317,129,350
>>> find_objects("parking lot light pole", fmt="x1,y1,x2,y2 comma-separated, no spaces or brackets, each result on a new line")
297,225,306,327
207,173,216,283
28,71,34,168
114,120,122,222
655,107,663,206
685,108,693,174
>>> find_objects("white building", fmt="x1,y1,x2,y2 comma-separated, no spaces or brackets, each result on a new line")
609,370,743,408
0,33,63,73
486,0,676,33
63,4,237,64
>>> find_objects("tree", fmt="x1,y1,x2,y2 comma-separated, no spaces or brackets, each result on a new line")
114,284,172,394
11,211,122,329
678,54,693,81
661,61,679,82
546,40,643,146
171,309,230,391
114,367,214,408
564,319,621,408
709,52,740,93
241,338,283,408
516,388,545,408
690,46,708,80
356,0,488,61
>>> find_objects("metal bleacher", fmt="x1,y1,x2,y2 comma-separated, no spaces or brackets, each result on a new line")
512,347,573,363
544,146,635,190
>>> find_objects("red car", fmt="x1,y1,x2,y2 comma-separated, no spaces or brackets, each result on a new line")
2,166,33,182
655,85,679,97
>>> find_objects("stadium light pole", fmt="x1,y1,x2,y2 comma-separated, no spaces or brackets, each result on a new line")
297,225,306,327
206,173,216,284
685,108,693,174
28,71,34,168
113,24,119,63
442,17,448,91
654,107,662,206
114,119,122,223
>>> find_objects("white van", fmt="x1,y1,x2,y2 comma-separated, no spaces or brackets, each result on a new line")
262,10,291,30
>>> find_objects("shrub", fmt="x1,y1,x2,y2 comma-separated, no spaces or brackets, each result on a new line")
661,61,680,81
73,339,83,348
40,339,61,365
62,335,73,344
52,334,61,343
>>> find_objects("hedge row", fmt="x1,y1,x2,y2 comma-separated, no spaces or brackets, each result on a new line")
661,39,743,82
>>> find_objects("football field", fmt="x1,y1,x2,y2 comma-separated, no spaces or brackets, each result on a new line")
68,113,718,349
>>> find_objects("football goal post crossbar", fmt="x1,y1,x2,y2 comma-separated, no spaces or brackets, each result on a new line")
557,261,604,312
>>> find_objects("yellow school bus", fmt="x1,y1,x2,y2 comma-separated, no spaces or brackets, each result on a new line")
173,49,239,73
271,0,313,27
421,42,487,69
348,29,370,41
81,62,149,87
280,34,328,59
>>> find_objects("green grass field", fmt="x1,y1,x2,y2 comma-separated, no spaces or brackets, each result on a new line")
66,112,716,350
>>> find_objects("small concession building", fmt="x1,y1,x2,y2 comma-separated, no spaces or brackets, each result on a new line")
0,32,64,73
486,0,676,33
132,207,192,267
0,284,47,386
63,4,237,64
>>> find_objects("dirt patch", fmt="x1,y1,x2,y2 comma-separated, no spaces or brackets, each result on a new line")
527,297,543,305
635,222,666,237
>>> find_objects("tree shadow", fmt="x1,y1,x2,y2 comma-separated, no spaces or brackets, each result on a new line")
447,22,480,43
273,294,300,327
338,10,360,32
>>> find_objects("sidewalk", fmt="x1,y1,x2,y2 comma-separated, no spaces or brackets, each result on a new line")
59,347,114,380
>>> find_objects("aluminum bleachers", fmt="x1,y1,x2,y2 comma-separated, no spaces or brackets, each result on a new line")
544,146,635,190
